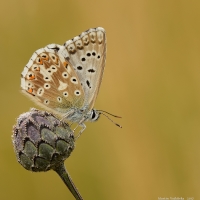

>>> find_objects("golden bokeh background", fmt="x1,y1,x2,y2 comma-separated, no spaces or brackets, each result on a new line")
1,0,200,199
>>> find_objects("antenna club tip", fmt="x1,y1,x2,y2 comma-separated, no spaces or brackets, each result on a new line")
98,110,122,128
115,116,122,118
117,124,122,128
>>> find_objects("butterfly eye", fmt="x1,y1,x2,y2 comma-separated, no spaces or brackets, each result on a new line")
70,77,78,84
26,72,35,80
44,83,51,89
74,90,81,96
63,91,68,97
62,72,68,78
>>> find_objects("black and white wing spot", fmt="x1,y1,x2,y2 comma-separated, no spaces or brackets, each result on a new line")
77,66,83,70
86,52,91,57
44,76,50,81
62,72,68,79
37,88,44,96
46,68,54,76
57,96,62,103
26,72,36,80
32,64,40,71
63,91,68,97
50,65,57,72
81,57,86,62
40,53,49,61
49,53,57,63
44,99,50,105
74,90,81,96
86,80,91,89
88,69,95,73
35,57,43,65
92,51,96,56
70,77,78,84
44,83,51,89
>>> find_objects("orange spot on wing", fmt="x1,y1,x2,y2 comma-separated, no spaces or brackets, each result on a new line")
27,88,33,94
54,58,59,65
63,61,68,68
27,74,35,80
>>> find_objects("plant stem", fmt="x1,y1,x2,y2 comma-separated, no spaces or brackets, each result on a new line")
53,162,83,200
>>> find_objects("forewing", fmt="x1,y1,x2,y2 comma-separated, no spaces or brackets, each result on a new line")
21,47,84,116
63,27,106,111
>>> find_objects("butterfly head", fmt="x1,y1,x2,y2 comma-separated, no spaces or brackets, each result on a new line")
88,109,122,128
88,109,101,122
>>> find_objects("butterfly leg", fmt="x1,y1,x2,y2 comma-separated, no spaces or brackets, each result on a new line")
75,123,86,140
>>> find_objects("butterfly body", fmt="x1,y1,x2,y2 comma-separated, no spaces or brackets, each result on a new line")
21,27,106,134
64,108,100,123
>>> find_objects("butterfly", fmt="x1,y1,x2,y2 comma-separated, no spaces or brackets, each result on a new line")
21,27,121,137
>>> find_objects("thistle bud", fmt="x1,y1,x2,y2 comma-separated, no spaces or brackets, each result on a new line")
12,108,75,172
12,109,83,199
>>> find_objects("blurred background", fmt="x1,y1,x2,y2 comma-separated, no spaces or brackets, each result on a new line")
1,0,200,199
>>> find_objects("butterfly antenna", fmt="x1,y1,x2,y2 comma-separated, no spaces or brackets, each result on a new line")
98,111,122,128
97,110,122,118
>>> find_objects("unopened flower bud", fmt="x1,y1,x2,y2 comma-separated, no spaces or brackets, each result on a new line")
12,109,83,199
12,108,75,172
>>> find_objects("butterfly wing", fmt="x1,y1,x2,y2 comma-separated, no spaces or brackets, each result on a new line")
62,27,106,111
21,46,85,116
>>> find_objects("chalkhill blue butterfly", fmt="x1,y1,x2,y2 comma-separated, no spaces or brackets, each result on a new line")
21,27,121,137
